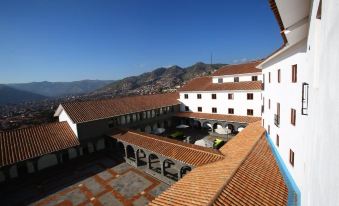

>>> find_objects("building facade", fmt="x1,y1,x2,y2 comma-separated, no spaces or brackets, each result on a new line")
259,0,339,205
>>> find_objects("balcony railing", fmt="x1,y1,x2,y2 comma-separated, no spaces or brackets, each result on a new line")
274,114,280,127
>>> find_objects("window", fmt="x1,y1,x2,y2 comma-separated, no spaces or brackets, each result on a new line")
275,103,280,127
292,64,297,83
278,69,281,83
276,135,280,147
185,106,189,111
218,78,223,83
197,94,202,99
234,77,239,82
252,76,258,81
212,107,217,113
268,125,270,135
247,109,253,116
184,94,188,99
228,93,234,100
197,107,202,112
247,93,254,100
228,108,234,114
291,108,296,126
269,72,271,83
269,99,271,109
262,119,265,127
302,83,309,115
212,94,217,99
289,149,295,167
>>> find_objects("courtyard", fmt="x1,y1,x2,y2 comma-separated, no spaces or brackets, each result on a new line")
1,154,169,206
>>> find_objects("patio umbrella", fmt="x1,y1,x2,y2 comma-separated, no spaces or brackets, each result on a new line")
154,128,165,134
215,128,227,134
176,124,189,129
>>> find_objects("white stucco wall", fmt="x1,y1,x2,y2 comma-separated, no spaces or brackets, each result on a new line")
302,0,339,205
212,72,262,83
261,40,308,201
59,109,78,137
260,0,339,205
179,91,262,117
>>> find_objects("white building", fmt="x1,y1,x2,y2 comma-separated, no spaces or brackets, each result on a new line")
177,61,262,130
258,0,339,205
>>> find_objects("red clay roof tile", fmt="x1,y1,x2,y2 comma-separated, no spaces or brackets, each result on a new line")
0,122,79,167
59,93,180,124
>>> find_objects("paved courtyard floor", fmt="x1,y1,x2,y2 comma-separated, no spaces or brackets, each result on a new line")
1,154,169,206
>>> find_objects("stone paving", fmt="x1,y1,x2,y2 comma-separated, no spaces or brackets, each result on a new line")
2,155,169,206
31,163,169,206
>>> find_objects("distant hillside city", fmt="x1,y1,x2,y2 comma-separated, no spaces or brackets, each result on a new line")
0,62,227,131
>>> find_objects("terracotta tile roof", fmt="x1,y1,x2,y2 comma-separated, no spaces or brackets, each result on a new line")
0,122,79,168
175,112,261,124
58,93,180,124
212,61,262,76
149,121,288,206
179,77,262,92
109,130,224,167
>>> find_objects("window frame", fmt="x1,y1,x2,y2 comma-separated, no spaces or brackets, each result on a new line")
184,94,188,99
228,93,234,100
247,109,254,116
212,94,217,99
291,108,296,126
212,107,217,113
247,93,254,100
197,107,202,112
234,77,239,82
252,76,258,81
228,108,234,114
197,94,202,99
292,64,297,83
289,149,295,167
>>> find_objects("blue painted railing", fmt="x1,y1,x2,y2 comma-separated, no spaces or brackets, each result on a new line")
266,132,301,206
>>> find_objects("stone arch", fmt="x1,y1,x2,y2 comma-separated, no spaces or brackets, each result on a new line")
149,154,161,174
226,123,235,133
121,115,126,125
126,145,136,161
87,142,95,154
17,162,29,177
68,148,78,159
213,122,223,130
126,115,131,124
152,123,158,131
9,165,18,178
38,154,58,170
192,120,202,128
163,159,178,181
145,125,152,133
202,121,213,130
117,142,125,157
180,166,192,178
96,139,106,151
136,149,147,167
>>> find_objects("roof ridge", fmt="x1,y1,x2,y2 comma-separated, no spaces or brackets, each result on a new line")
0,121,65,134
128,131,224,157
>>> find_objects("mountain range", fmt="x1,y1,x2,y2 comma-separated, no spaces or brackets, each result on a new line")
91,62,227,96
0,85,47,105
0,62,226,105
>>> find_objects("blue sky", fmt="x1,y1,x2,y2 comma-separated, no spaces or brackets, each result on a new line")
0,0,282,84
